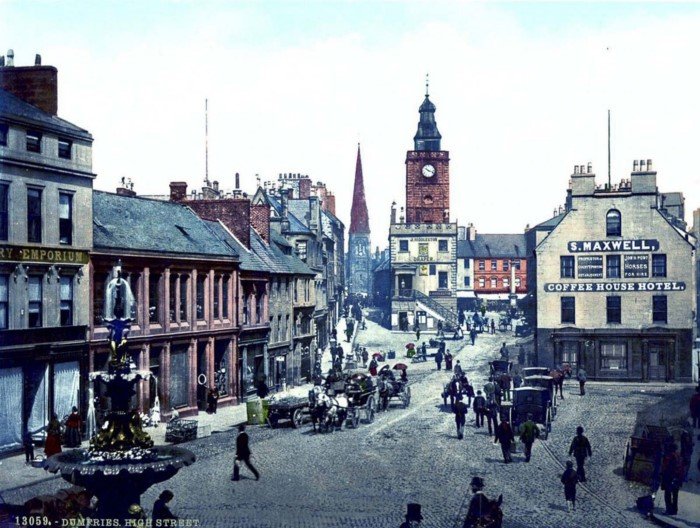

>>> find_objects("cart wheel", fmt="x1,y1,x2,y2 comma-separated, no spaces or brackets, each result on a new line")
405,386,411,407
623,441,631,480
367,408,375,423
267,415,278,429
546,408,552,433
292,408,304,429
353,413,360,429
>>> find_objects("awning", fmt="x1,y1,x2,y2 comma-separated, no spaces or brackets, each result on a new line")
456,291,477,298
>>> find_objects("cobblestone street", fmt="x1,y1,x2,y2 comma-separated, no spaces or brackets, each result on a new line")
2,318,691,527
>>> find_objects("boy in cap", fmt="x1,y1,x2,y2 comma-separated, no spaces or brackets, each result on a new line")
561,461,579,512
399,503,423,528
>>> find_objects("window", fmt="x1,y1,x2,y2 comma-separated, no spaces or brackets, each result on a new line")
438,271,448,289
606,209,621,237
652,254,667,277
561,297,575,324
60,276,73,326
438,240,448,252
149,273,161,323
429,264,436,276
514,260,522,270
652,295,667,324
128,272,140,320
0,183,8,241
606,255,621,278
58,138,72,159
28,275,42,328
285,314,290,340
606,296,621,324
293,279,298,303
213,276,220,319
503,260,509,271
59,193,72,245
27,188,42,243
169,275,178,323
0,274,8,329
463,259,470,269
0,123,8,146
295,241,307,261
399,240,408,252
222,275,230,319
196,275,205,320
515,277,521,287
463,276,471,287
26,130,41,153
601,343,627,370
243,293,250,325
560,256,575,278
491,260,498,271
256,291,264,324
478,260,485,271
490,277,497,288
179,275,189,321
503,277,509,288
478,277,485,288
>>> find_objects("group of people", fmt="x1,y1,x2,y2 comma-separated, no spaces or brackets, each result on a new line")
23,406,83,464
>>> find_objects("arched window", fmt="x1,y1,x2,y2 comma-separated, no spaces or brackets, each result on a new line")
606,209,621,237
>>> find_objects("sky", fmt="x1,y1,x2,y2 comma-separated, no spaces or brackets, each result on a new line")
3,1,700,247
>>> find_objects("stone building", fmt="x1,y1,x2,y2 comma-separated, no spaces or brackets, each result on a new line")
0,56,93,451
389,86,458,331
347,145,372,297
535,161,696,381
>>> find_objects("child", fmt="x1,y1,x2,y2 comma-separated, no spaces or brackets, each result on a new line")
561,460,579,511
23,431,34,464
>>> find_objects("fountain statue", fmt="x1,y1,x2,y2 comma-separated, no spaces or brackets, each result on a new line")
45,264,195,519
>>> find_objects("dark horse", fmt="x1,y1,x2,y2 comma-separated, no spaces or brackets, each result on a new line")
463,495,503,528
442,375,469,409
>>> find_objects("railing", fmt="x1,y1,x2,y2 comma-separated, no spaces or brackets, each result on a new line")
414,291,459,326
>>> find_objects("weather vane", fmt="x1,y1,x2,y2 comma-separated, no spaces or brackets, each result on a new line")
425,73,429,97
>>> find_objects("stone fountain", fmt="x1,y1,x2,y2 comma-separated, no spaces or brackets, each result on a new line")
45,266,195,519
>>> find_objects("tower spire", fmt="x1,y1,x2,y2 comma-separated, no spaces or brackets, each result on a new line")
349,144,370,234
425,73,429,97
414,79,441,152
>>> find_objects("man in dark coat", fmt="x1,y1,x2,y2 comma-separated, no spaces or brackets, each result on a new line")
469,328,477,346
577,368,587,396
519,414,539,462
472,390,486,428
500,373,511,401
660,443,683,516
561,460,579,512
399,503,423,528
233,424,260,481
486,399,500,438
152,490,178,521
435,349,444,371
494,419,514,463
463,477,501,528
568,426,592,482
454,395,468,440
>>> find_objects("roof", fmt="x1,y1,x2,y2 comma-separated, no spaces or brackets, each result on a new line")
205,221,266,272
534,212,567,230
457,233,527,259
0,88,92,141
93,191,237,258
267,193,312,234
270,229,292,248
349,145,370,234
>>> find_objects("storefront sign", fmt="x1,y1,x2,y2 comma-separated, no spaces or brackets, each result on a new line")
544,281,685,292
0,245,89,264
624,255,649,278
567,239,659,253
577,256,603,278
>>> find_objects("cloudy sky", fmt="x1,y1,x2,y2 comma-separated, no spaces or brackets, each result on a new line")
3,1,700,245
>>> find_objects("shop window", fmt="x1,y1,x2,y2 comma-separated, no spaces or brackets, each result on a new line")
27,188,42,243
0,183,8,241
28,275,42,328
652,254,667,277
196,275,206,320
606,255,621,278
93,272,108,325
478,260,485,271
58,193,73,245
169,348,189,407
561,297,575,324
149,273,161,323
560,256,575,278
179,275,189,321
0,274,8,329
601,342,627,370
606,209,621,236
652,295,667,324
60,275,73,326
438,240,448,252
558,341,578,372
438,271,448,289
606,296,621,324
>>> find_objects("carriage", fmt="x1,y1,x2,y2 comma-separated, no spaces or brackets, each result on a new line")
343,373,378,428
622,424,685,484
489,360,513,382
522,375,557,415
267,395,309,429
521,367,550,377
377,365,411,410
506,387,552,439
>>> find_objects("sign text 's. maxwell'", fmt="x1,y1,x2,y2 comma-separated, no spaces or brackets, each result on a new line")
567,239,659,253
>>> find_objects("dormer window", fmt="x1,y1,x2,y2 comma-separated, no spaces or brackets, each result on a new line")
606,209,621,237
58,138,72,159
26,130,42,153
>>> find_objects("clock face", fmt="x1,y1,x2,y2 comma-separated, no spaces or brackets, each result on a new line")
422,164,436,178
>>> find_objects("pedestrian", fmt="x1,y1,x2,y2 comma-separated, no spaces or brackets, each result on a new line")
435,349,444,371
689,386,700,429
361,347,369,367
64,406,82,448
568,426,592,482
576,368,587,396
399,503,423,528
499,343,508,359
454,395,468,440
464,380,475,407
331,328,337,341
463,477,501,528
469,328,477,346
660,443,683,516
519,413,539,462
473,390,486,428
517,345,525,365
330,346,337,365
152,490,178,521
44,413,62,458
512,372,523,389
490,320,495,334
445,351,453,371
454,360,463,379
23,431,34,464
207,388,220,414
500,373,511,401
256,378,269,399
483,380,495,402
415,325,421,341
494,419,514,463
369,357,378,376
493,383,502,406
486,399,500,438
561,461,579,512
679,428,693,482
437,320,444,338
233,424,260,481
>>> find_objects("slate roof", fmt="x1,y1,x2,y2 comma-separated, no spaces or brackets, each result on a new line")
0,88,92,141
457,233,527,259
205,221,266,272
287,200,311,230
534,212,567,230
270,229,292,248
93,191,237,259
267,194,312,234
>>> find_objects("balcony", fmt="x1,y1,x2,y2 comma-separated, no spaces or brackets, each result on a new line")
392,289,414,300
0,325,88,347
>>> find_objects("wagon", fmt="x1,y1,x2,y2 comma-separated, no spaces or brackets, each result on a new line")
377,366,411,410
522,367,550,377
622,424,684,484
523,375,558,415
267,395,309,428
344,375,378,428
489,360,513,381
508,387,552,440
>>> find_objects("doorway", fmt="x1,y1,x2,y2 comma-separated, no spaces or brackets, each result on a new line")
648,342,670,381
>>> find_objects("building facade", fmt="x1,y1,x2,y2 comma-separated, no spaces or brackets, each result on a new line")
535,161,696,381
347,145,372,297
0,61,94,451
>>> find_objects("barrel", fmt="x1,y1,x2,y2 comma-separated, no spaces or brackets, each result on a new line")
246,398,264,425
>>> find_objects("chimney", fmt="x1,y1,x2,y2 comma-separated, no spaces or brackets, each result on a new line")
587,162,592,174
116,177,136,197
457,226,466,240
250,204,271,242
466,223,477,241
170,181,188,202
399,206,404,224
570,162,595,197
235,172,240,190
280,188,291,233
390,201,397,225
633,160,639,172
325,193,336,216
309,196,320,231
646,159,652,171
0,50,58,115
299,177,311,199
631,158,657,194
639,159,646,172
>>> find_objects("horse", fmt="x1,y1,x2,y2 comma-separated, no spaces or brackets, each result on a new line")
549,368,565,399
463,495,503,528
309,386,348,432
376,373,398,411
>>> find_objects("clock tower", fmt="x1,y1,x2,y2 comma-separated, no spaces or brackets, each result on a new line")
405,82,450,224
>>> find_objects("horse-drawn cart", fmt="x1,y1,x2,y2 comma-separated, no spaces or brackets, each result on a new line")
267,395,309,428
377,365,411,410
508,387,552,439
344,373,378,428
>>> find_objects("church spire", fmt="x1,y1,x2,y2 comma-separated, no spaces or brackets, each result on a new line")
349,143,370,234
414,74,442,151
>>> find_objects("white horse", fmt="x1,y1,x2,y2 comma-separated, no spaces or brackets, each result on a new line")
310,387,348,432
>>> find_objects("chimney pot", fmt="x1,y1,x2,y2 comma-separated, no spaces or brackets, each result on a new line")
647,159,652,170
574,166,579,175
35,54,41,66
640,160,646,171
633,160,638,171
235,172,240,189
6,49,14,67
587,162,592,173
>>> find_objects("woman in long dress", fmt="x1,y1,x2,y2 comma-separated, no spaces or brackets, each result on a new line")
64,406,82,447
44,414,62,457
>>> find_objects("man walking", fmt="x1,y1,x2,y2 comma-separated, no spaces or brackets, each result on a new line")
435,349,444,371
577,367,587,396
454,395,468,440
470,328,477,346
494,418,514,463
233,424,260,481
561,461,579,512
500,373,511,402
660,443,683,516
486,399,500,439
473,390,486,428
415,323,421,342
568,426,592,482
519,413,539,462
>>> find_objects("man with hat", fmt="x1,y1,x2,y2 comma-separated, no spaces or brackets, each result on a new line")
519,413,539,462
453,394,468,440
472,390,486,428
568,426,592,482
399,503,423,528
463,477,502,528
